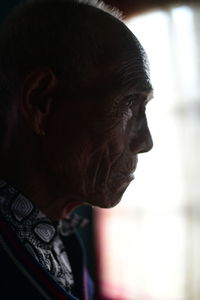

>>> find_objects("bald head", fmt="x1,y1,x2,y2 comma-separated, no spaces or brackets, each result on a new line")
0,0,148,86
0,0,153,216
0,0,150,143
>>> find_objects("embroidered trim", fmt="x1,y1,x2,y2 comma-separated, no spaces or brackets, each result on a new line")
0,215,74,299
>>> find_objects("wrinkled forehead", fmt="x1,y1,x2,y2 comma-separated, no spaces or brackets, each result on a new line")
110,31,152,90
72,22,152,99
77,45,152,101
97,41,152,103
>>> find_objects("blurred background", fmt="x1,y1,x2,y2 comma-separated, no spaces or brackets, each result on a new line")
94,1,200,300
1,1,200,299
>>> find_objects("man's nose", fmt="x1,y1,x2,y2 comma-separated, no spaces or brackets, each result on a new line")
129,126,153,154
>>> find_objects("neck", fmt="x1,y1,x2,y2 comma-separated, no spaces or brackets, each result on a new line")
0,144,81,221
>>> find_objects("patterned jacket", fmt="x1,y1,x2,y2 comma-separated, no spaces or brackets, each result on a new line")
0,181,94,300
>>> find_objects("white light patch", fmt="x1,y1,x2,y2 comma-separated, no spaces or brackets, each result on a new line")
97,6,198,300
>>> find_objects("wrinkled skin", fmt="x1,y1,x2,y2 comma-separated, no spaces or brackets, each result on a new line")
39,35,153,212
0,23,153,220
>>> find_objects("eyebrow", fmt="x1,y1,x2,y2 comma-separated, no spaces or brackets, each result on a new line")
122,82,154,101
133,80,153,94
148,89,154,99
145,88,154,102
134,89,154,105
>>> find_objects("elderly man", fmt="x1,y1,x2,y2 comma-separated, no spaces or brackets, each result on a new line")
0,0,153,299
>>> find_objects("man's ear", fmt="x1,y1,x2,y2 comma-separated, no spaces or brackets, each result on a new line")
19,67,58,135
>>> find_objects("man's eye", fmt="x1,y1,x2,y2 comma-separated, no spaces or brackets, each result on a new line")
125,97,137,108
126,99,135,108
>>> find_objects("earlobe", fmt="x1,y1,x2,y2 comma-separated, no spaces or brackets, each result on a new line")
19,67,58,135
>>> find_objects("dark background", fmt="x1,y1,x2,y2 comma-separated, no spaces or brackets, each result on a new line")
1,0,198,20
0,0,198,298
105,0,199,17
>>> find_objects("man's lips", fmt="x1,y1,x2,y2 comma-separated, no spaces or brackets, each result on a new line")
119,171,135,181
108,155,138,190
120,156,138,178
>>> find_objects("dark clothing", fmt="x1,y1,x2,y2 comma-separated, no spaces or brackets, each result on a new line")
0,181,94,300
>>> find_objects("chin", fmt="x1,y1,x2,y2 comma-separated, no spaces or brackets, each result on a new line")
88,180,131,209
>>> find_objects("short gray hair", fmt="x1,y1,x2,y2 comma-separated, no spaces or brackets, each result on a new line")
0,0,123,142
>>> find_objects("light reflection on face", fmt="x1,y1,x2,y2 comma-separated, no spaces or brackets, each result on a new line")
83,37,154,208
43,33,153,210
87,86,153,208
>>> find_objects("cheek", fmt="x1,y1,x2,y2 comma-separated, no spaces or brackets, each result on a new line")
109,118,132,158
107,131,125,161
122,108,133,131
44,106,85,162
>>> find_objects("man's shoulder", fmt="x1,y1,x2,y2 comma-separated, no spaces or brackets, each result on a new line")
0,236,46,299
0,214,80,300
0,212,94,300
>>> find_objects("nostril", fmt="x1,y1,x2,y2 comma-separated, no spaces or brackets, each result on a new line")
129,130,153,154
142,133,153,153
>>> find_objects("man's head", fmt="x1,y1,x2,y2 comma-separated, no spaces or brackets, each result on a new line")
0,0,153,217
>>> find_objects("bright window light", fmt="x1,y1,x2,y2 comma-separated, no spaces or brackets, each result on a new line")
96,5,200,300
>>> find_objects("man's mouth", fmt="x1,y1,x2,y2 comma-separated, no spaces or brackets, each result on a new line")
119,171,135,181
119,156,138,180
